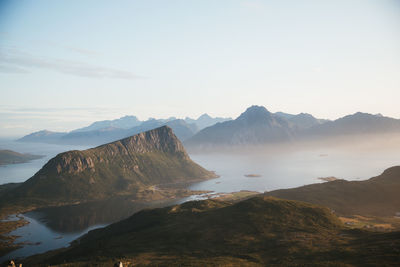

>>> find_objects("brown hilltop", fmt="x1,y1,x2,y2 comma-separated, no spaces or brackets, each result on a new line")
4,126,215,206
267,166,400,217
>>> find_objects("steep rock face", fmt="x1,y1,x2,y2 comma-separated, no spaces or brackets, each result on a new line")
10,126,214,202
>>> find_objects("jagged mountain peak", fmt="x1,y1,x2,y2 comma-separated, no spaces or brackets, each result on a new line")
237,105,272,121
198,113,212,120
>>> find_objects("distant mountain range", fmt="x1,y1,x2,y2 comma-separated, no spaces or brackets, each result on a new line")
17,114,231,146
186,106,296,146
301,112,400,138
3,126,216,208
18,105,400,148
185,105,400,148
72,115,142,132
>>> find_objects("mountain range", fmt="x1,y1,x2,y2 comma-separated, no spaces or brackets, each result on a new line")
18,114,231,146
186,106,296,146
185,105,400,148
2,126,216,209
17,105,400,149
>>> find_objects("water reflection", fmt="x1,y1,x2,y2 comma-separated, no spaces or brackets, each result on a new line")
30,196,180,233
0,196,181,261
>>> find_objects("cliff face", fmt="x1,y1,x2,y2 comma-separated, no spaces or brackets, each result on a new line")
47,126,189,176
10,126,215,203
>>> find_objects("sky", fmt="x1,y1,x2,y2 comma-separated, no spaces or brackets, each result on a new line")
0,0,400,137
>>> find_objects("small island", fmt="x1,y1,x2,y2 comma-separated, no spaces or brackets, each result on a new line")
244,174,262,178
0,150,43,166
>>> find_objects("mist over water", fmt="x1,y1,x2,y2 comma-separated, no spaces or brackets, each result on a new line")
189,134,400,193
1,134,400,260
1,134,400,190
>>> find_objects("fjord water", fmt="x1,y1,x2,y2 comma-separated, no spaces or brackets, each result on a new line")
0,138,90,184
189,136,400,193
0,198,178,261
0,214,106,262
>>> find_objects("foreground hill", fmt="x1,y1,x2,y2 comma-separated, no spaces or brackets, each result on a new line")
24,196,400,266
2,126,215,208
0,150,42,166
267,166,400,217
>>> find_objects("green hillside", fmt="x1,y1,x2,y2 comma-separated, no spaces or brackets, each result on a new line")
267,166,400,217
23,196,400,266
1,126,215,208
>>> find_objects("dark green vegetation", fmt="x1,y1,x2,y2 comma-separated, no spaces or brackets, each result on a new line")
22,196,400,266
0,126,216,212
0,150,42,166
0,183,21,195
267,166,400,217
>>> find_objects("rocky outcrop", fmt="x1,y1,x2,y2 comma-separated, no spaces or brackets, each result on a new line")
7,126,215,203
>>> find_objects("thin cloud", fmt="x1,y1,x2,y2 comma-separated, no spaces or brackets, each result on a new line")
0,48,142,80
0,64,29,74
46,41,100,56
64,45,99,56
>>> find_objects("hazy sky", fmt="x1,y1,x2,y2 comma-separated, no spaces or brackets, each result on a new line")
1,0,399,137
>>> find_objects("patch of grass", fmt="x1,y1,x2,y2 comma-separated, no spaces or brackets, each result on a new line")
24,196,399,266
267,166,400,217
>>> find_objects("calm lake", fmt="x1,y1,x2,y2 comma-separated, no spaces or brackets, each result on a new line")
1,137,399,261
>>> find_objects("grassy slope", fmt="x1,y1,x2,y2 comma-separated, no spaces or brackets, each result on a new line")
267,166,400,217
0,127,216,211
23,196,400,266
